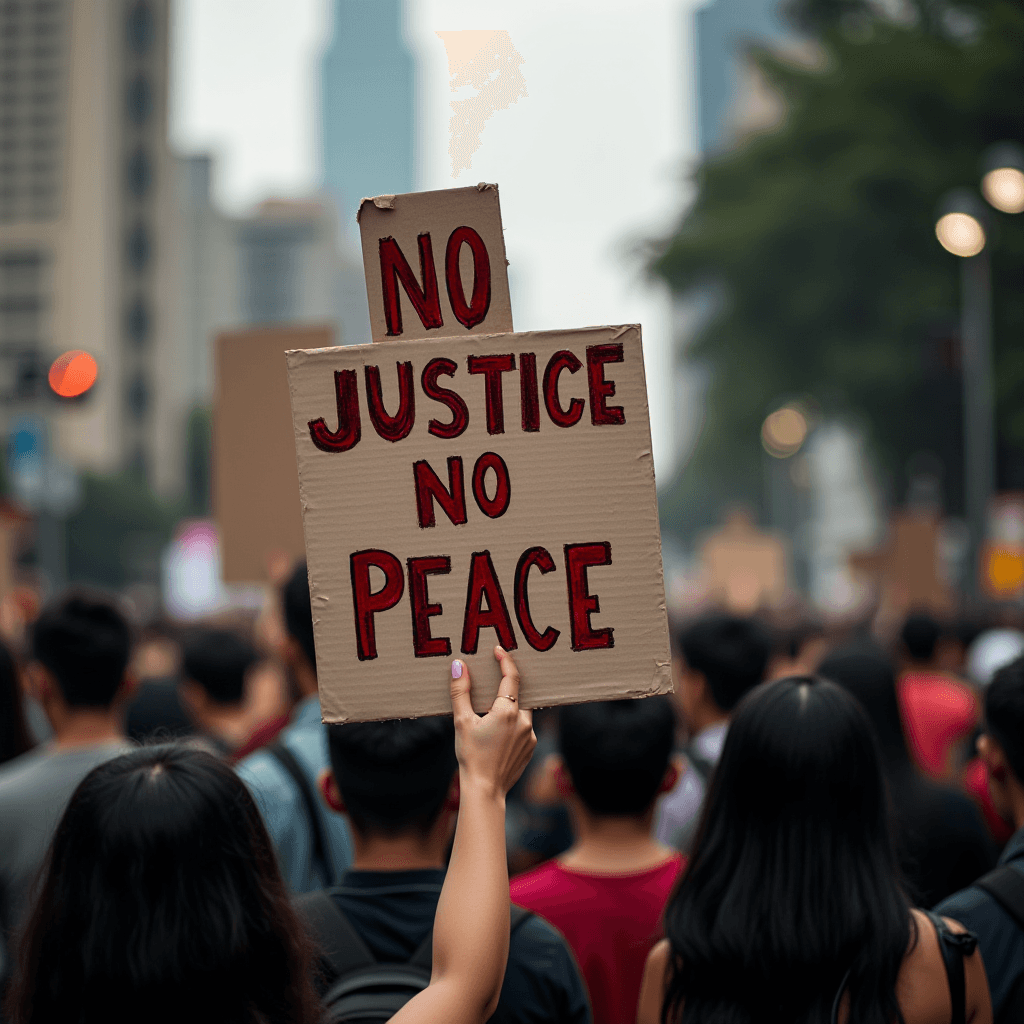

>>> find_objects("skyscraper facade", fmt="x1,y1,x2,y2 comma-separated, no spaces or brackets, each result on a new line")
692,0,790,153
320,0,415,226
0,0,189,496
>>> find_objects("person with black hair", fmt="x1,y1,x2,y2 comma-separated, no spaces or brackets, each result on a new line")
9,657,536,1024
237,561,353,891
510,697,680,1024
178,628,258,755
656,614,771,852
302,650,590,1023
938,655,1024,1022
820,645,995,908
0,590,134,988
899,610,979,780
0,639,31,766
637,676,992,1024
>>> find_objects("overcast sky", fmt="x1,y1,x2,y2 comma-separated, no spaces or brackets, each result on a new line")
169,0,703,485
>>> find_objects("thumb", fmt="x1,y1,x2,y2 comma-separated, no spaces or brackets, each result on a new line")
449,659,475,721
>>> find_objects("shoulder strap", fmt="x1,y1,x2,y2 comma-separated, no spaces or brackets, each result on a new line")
976,865,1024,931
997,967,1024,1024
267,740,334,885
294,890,376,979
924,910,977,1024
406,903,536,974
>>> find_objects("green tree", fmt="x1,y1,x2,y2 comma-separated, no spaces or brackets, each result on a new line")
652,0,1024,540
66,469,181,590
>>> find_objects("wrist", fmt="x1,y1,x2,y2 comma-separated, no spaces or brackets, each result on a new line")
458,769,508,806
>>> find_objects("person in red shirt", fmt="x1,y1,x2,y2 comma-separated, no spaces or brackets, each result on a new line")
510,697,682,1024
898,612,979,780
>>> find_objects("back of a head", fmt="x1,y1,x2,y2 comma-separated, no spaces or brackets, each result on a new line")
182,629,257,706
327,716,457,835
679,614,771,713
282,562,316,675
11,744,316,1024
819,644,911,770
985,655,1024,785
900,611,941,663
662,677,908,1024
558,696,675,816
31,590,131,709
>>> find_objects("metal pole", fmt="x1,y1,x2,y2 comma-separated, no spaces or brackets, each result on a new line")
961,248,995,599
37,509,66,594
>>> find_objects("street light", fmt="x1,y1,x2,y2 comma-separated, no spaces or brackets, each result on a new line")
981,142,1024,215
936,189,987,257
936,143,1023,597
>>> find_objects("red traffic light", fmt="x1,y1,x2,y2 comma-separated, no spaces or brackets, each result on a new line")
49,350,98,398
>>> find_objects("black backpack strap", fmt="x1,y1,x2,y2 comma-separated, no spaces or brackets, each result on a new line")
267,740,334,885
406,903,536,974
997,969,1024,1024
973,867,1024,1024
294,890,376,980
975,865,1024,931
924,910,977,1024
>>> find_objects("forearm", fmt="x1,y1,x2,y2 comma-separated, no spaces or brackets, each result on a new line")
430,778,510,1018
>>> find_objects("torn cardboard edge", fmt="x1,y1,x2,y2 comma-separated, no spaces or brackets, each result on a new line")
356,183,499,222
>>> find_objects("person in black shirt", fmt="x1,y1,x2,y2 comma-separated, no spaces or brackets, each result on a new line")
820,644,995,907
311,708,591,1023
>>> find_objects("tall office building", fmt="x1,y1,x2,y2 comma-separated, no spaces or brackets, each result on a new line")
318,0,415,345
0,0,188,495
321,0,415,224
692,0,790,153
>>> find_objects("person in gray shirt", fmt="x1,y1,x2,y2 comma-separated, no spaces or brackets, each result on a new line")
0,590,135,985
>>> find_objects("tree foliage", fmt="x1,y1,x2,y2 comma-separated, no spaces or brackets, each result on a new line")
652,0,1024,539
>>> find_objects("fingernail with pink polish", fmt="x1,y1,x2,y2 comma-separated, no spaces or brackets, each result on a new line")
451,660,463,679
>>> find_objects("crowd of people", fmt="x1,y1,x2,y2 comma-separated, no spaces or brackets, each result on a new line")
1,561,1023,1023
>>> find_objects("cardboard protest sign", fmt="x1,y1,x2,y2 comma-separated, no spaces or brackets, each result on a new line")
286,325,671,722
699,510,788,613
358,185,514,344
214,325,333,582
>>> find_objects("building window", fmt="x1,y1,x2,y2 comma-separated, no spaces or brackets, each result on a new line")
125,221,150,271
126,2,153,54
13,350,46,400
126,295,150,347
0,249,48,349
125,145,151,198
125,73,151,126
127,373,149,421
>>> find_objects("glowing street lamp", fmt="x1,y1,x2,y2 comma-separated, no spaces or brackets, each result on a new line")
935,140,1024,595
935,188,988,257
761,405,808,458
981,142,1024,215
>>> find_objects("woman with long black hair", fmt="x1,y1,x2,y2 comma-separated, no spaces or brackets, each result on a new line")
9,646,535,1024
637,676,991,1024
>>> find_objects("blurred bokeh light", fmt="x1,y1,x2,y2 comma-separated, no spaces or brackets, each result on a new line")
761,406,808,459
935,212,986,258
981,167,1024,215
48,351,98,399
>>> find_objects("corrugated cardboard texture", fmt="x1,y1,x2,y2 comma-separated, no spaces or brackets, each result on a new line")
359,185,513,344
287,325,671,722
214,325,333,582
